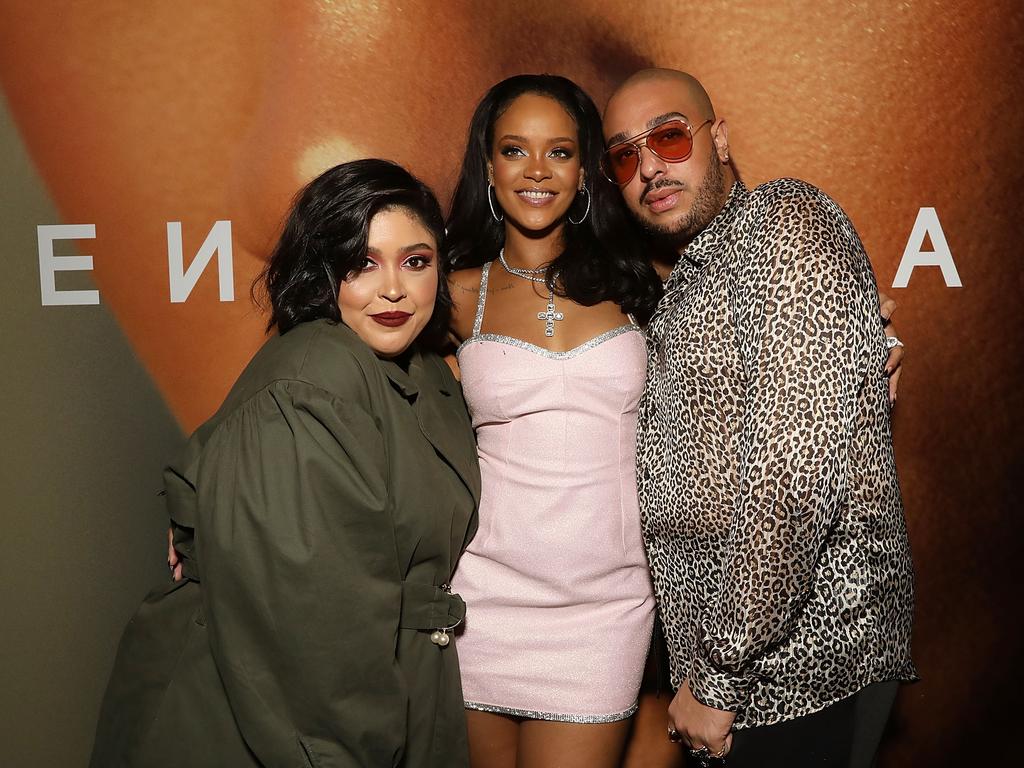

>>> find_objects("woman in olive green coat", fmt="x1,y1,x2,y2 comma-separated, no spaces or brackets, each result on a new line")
91,159,480,768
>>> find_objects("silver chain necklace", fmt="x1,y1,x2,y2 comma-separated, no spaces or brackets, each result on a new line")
498,248,564,338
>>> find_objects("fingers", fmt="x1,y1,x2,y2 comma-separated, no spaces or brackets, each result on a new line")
167,527,185,581
668,724,730,757
666,683,735,759
682,738,730,768
705,733,729,758
884,345,904,375
884,344,904,405
888,366,903,404
167,527,179,567
879,292,897,323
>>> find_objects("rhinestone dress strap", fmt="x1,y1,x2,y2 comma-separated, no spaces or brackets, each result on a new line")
471,261,493,338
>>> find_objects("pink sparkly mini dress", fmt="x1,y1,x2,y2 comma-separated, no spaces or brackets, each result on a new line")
451,261,655,722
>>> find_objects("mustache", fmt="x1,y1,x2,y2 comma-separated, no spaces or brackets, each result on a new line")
640,178,686,204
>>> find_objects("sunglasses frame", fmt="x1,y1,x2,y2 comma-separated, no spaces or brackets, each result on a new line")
601,117,713,185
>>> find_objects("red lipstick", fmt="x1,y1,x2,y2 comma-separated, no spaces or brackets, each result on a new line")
371,311,412,327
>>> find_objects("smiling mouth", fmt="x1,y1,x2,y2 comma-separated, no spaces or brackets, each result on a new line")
516,189,557,206
371,311,412,327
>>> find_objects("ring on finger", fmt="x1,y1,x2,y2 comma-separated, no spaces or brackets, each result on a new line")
688,745,725,768
667,726,683,743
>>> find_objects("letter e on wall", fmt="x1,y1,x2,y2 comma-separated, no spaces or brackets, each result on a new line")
38,224,100,306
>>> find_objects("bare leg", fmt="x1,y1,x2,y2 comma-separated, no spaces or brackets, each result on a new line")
622,689,684,768
622,624,684,768
517,718,631,768
467,709,519,768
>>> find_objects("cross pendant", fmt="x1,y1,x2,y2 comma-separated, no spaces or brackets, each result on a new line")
537,301,564,337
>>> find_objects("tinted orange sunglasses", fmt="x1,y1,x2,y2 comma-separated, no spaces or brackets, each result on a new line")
601,118,712,185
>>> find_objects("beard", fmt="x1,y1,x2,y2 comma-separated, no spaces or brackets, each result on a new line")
636,147,726,248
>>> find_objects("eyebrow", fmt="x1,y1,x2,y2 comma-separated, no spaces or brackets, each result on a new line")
367,243,435,255
606,112,689,147
498,134,578,144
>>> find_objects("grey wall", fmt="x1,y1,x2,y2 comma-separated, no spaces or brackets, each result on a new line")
0,94,183,766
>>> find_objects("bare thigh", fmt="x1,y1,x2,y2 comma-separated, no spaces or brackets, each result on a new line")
466,709,633,768
517,718,632,768
621,644,684,768
467,710,518,768
621,689,684,768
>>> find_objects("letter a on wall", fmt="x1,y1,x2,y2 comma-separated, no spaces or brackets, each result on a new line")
892,208,962,288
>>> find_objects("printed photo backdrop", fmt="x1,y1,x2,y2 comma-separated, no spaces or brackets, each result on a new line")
1,1,1021,764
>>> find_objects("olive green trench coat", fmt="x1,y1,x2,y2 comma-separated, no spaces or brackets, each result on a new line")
90,320,481,768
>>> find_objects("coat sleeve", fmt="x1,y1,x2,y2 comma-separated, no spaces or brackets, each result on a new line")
195,378,407,768
688,185,881,711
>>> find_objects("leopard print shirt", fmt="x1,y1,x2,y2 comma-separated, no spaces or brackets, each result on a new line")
637,179,916,728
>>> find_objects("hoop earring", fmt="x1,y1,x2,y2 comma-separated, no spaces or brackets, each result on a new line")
568,186,591,225
487,183,504,222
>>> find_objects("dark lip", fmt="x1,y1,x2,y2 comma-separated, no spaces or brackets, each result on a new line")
371,311,412,319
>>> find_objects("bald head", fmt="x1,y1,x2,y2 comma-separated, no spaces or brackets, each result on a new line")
605,69,716,134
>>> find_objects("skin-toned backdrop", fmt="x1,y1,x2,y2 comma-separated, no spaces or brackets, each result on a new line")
1,1,1021,764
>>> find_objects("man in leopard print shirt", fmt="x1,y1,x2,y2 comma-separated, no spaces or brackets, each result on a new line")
603,70,916,766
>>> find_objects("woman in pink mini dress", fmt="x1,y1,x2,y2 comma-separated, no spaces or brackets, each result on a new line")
445,74,663,768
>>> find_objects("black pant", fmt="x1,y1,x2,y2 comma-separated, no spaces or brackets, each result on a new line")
723,681,899,768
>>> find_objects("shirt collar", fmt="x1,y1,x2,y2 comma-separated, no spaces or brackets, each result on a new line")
379,349,422,400
663,180,748,292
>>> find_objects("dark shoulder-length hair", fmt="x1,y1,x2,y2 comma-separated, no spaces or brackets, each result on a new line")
257,158,451,349
445,74,661,323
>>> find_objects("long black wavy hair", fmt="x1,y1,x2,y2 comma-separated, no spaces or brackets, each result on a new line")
257,158,451,350
445,74,661,322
